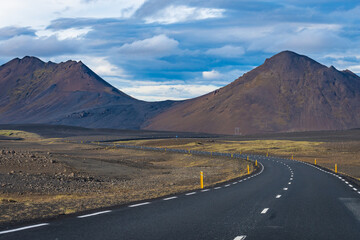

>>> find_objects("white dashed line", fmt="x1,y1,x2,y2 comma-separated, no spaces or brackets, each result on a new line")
225,184,230,187
353,188,357,191
163,196,178,201
348,185,353,188
214,187,221,190
261,208,269,214
234,235,247,240
0,223,49,235
128,202,150,208
276,195,282,198
290,178,293,180
186,192,196,196
283,188,288,190
201,189,210,192
288,182,292,185
77,210,112,218
233,182,238,185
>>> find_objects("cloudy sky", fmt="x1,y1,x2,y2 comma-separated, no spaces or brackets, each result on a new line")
0,0,359,101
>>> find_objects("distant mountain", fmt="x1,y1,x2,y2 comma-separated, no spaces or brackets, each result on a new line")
144,51,360,134
0,56,175,129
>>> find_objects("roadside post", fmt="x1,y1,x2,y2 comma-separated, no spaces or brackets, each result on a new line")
335,164,337,173
247,165,250,174
200,171,204,189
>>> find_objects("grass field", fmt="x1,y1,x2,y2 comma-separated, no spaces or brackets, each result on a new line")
118,138,360,180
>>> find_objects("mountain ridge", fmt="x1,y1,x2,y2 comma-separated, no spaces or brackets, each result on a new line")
0,51,359,134
144,51,360,134
0,56,176,129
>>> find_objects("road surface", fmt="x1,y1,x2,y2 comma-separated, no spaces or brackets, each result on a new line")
1,155,359,240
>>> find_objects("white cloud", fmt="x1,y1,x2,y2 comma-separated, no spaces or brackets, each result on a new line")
144,5,225,24
120,84,219,101
117,34,179,58
37,27,92,40
246,23,346,54
348,65,360,74
206,45,245,58
0,0,146,29
202,69,246,82
0,35,79,57
202,70,223,80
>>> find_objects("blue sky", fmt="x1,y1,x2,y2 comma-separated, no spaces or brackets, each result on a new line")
0,0,359,101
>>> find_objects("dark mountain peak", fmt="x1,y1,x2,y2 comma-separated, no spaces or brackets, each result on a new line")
342,69,359,77
263,50,325,70
20,56,45,64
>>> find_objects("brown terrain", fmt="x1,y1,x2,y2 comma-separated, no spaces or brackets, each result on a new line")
145,51,360,134
0,127,253,227
0,125,358,227
0,56,175,129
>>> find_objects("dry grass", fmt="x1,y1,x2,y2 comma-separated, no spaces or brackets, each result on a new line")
0,135,255,225
0,130,42,140
119,138,360,179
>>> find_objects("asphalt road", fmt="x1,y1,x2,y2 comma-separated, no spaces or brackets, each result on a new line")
1,156,359,240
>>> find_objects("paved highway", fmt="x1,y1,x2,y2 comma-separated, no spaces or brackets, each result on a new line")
1,156,359,240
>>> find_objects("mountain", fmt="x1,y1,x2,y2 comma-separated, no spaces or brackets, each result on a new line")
0,56,175,129
144,51,360,135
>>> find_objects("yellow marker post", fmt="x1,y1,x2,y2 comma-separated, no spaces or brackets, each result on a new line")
247,165,250,174
200,171,204,189
335,164,337,173
240,151,242,154
314,158,317,165
255,160,258,166
266,152,268,157
165,148,166,152
231,153,233,158
247,156,249,161
291,155,293,160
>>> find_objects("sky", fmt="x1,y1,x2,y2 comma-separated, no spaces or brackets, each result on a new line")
0,0,359,101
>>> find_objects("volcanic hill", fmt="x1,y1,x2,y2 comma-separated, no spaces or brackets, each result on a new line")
0,56,175,129
144,51,360,135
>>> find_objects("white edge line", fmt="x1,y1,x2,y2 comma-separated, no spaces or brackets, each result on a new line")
0,223,49,235
276,195,282,198
128,202,150,208
185,192,196,195
77,210,112,218
261,208,269,214
163,196,177,201
234,235,247,240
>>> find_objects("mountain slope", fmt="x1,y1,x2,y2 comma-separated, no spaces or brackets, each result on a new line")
0,56,175,129
144,51,360,135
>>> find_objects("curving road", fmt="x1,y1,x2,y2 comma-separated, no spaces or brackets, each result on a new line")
1,156,359,240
